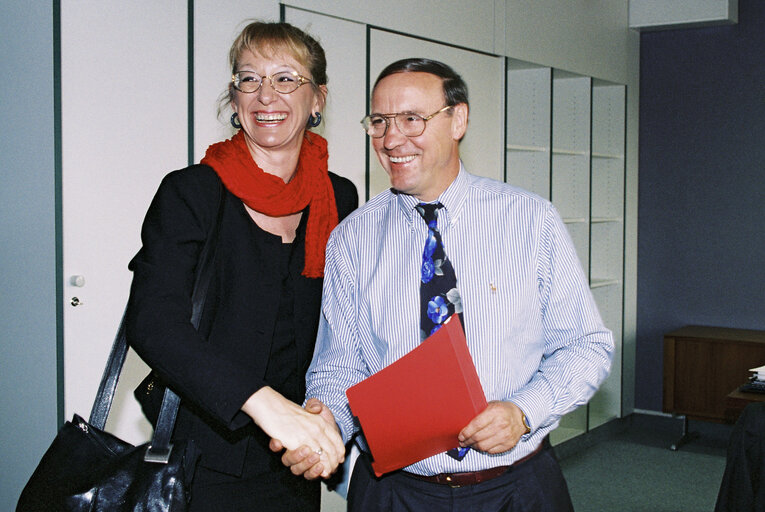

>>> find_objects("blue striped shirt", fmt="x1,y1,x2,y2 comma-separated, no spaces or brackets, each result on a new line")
307,165,613,476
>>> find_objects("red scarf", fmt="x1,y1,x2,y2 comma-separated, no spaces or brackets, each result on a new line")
201,130,338,278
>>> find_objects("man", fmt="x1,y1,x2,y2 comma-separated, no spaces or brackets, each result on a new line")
277,58,614,511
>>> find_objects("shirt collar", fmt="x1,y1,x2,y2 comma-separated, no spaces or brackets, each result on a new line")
394,161,470,229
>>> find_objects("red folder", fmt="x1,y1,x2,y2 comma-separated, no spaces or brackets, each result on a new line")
345,315,487,476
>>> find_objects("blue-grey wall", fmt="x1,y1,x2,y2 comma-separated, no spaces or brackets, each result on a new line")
0,1,60,509
637,0,765,411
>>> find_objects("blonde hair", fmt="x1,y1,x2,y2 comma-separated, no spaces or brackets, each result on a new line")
219,21,327,116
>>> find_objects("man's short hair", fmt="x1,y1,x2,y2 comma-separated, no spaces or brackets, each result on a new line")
373,58,469,108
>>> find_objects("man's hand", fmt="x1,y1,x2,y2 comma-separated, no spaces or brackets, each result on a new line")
457,400,528,454
243,389,344,477
268,398,343,480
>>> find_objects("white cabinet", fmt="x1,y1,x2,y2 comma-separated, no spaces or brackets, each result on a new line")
506,62,626,444
506,60,552,199
284,7,368,202
589,81,625,429
281,15,624,447
193,0,279,160
551,71,593,442
552,71,592,275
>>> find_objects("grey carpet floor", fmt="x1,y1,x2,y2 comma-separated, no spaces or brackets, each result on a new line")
558,415,731,512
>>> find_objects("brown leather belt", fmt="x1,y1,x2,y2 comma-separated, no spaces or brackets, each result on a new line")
403,442,544,488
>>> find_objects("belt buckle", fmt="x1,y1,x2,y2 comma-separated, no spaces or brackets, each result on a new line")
442,474,462,488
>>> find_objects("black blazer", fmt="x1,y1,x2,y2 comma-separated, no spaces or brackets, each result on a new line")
126,164,358,475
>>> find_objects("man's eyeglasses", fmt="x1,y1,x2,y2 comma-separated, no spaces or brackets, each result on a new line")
232,70,315,94
361,106,453,138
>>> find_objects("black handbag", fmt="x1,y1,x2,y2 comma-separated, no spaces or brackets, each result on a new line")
17,180,225,511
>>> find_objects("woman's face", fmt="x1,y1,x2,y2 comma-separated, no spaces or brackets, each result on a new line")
232,49,325,155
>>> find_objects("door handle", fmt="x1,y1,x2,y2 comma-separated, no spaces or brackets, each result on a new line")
70,275,86,287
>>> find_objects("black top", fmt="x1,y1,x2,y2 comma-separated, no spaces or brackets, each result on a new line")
126,164,358,476
264,241,301,404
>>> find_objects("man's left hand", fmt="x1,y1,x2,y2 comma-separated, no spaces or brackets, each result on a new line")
457,400,528,454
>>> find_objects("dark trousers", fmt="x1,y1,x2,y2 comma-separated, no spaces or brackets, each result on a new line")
348,445,574,512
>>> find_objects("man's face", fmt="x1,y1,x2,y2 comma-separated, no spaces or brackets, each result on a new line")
371,72,467,202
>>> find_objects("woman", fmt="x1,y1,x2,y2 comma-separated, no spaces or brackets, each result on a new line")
126,21,357,511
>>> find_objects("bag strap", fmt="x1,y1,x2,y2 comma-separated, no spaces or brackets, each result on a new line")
89,179,226,462
89,312,130,430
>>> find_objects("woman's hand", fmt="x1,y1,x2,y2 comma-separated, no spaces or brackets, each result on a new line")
268,398,342,480
242,387,344,477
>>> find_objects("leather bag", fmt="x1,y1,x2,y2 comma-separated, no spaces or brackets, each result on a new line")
17,180,225,511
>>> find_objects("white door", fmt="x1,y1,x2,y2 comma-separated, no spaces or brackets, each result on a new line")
368,29,505,197
61,2,188,444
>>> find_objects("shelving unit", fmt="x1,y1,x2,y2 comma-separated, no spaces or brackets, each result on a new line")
588,80,626,429
506,59,551,200
552,71,592,278
551,70,592,441
506,61,626,444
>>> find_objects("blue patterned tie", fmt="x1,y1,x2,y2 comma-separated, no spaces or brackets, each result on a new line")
415,203,469,461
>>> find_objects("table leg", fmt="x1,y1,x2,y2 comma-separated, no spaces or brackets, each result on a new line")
670,416,699,451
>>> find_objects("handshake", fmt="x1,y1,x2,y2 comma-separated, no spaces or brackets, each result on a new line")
242,386,533,480
242,387,345,480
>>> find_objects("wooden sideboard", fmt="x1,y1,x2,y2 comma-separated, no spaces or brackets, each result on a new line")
725,388,765,422
663,325,765,423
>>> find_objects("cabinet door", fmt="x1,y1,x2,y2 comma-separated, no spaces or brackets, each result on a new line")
284,7,368,202
368,29,505,197
193,0,278,160
61,1,188,444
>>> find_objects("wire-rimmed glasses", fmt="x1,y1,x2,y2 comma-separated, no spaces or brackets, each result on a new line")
361,105,453,138
232,70,315,94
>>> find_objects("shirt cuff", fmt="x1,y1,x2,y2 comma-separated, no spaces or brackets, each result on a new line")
507,382,554,436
